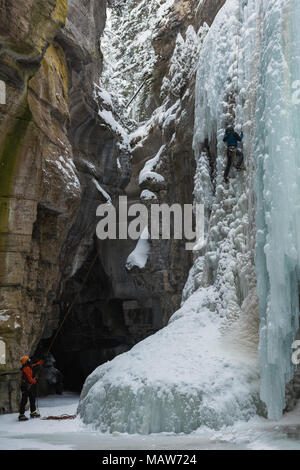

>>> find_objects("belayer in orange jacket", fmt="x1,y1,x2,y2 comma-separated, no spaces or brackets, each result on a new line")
19,356,44,422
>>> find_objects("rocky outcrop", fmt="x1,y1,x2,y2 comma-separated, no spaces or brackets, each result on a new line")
0,0,72,413
0,0,117,411
124,0,226,325
150,0,225,109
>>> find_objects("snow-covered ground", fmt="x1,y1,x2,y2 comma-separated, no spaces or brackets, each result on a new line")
1,393,300,450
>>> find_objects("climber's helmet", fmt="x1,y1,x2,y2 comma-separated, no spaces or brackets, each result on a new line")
226,125,234,134
20,356,30,366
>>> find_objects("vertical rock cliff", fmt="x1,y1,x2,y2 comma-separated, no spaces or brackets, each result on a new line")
0,0,128,410
0,0,73,412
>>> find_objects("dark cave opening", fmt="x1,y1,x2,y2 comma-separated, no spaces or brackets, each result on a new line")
52,296,134,392
35,245,160,394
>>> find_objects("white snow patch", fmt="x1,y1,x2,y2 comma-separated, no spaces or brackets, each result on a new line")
50,155,80,193
95,85,113,107
0,310,10,322
1,394,300,449
92,178,112,203
78,286,260,434
126,227,150,270
140,190,157,201
139,145,166,185
98,109,129,148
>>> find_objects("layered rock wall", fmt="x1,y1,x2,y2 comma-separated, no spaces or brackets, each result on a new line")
0,0,73,413
0,0,113,411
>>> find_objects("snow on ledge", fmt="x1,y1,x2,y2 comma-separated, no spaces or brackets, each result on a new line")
126,227,150,270
92,178,112,203
140,189,158,201
139,145,166,186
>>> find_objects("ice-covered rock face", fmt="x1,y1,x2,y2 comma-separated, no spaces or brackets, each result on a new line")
78,289,260,433
78,0,300,432
255,0,300,420
78,0,264,433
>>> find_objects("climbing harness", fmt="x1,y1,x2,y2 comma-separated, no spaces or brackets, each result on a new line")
224,1,245,179
228,146,237,167
228,146,237,155
228,146,245,170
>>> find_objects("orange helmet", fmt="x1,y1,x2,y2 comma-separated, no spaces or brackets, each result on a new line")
20,356,29,365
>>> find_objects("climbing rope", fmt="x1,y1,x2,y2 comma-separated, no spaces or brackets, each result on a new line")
236,0,245,168
41,414,77,421
235,0,243,126
126,73,152,109
46,252,99,355
40,254,99,421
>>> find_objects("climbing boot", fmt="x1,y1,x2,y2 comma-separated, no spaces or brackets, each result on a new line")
224,177,229,184
18,414,28,422
30,410,41,419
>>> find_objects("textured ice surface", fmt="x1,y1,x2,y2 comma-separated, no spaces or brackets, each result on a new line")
2,394,300,449
194,0,300,422
254,0,300,420
78,288,260,433
79,0,300,432
78,0,263,434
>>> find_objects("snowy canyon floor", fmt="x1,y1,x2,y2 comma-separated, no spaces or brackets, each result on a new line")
0,393,300,450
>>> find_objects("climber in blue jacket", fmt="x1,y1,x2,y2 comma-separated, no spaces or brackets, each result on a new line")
223,125,244,183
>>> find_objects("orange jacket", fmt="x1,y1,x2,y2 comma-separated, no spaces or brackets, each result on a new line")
22,360,44,385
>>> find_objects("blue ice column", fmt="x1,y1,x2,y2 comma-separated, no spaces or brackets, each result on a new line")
255,0,300,420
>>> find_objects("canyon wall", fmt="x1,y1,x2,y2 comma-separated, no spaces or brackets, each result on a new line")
0,0,112,411
0,0,232,413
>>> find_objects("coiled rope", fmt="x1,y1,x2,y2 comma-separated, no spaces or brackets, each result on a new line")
41,414,77,421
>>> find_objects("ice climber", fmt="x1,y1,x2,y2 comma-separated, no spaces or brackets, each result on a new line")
18,356,44,421
223,125,244,183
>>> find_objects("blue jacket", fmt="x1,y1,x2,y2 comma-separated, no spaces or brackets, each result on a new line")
223,131,243,148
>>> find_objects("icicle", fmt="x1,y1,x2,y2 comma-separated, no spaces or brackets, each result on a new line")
254,0,300,420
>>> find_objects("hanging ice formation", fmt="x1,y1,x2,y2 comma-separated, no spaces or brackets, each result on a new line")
255,0,300,420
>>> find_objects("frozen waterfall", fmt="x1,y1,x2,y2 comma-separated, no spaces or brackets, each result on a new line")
255,0,300,420
78,0,261,434
77,0,300,432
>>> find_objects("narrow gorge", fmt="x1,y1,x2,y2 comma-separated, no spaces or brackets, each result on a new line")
1,0,300,442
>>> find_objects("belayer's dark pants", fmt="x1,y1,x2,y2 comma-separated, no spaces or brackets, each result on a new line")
224,148,243,179
19,385,36,415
